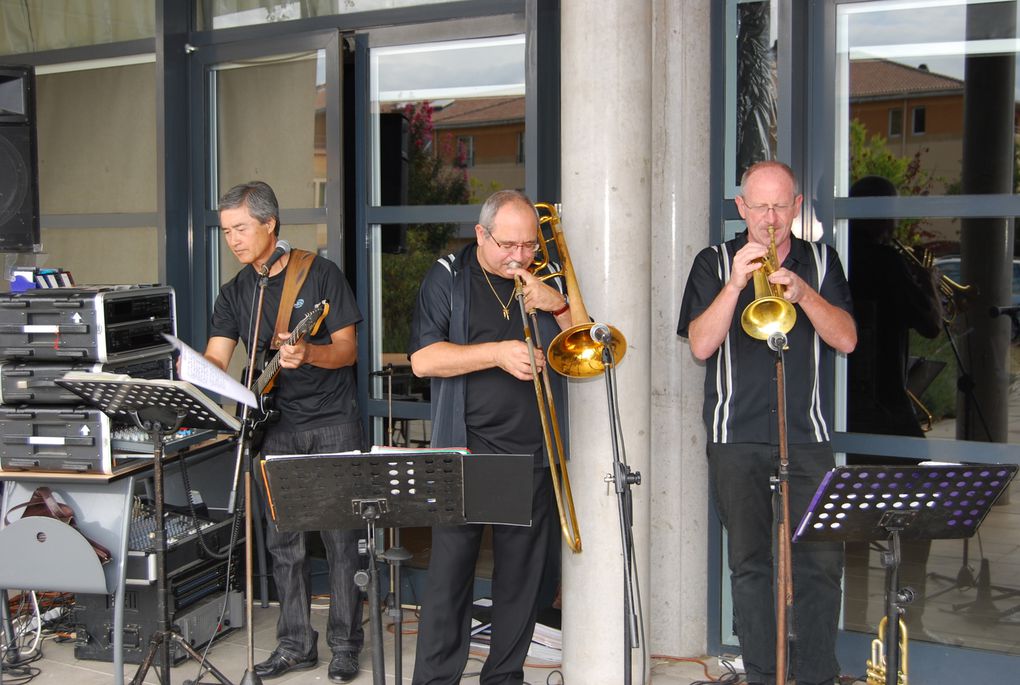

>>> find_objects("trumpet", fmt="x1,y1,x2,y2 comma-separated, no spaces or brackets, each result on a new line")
512,203,627,553
893,239,971,322
741,226,797,344
866,615,908,684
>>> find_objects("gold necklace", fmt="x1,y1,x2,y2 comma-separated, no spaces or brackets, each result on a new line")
482,267,515,320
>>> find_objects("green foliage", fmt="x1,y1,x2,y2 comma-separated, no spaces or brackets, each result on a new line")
380,102,471,353
848,119,938,243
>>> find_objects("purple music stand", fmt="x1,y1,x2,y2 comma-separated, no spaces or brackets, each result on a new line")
795,463,1017,685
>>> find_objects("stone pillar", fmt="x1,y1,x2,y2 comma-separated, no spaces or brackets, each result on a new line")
647,0,712,658
559,2,653,682
559,1,714,680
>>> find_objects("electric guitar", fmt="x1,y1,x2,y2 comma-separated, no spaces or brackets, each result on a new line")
249,299,330,430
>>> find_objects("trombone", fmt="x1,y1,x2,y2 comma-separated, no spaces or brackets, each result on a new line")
512,203,627,553
893,239,971,322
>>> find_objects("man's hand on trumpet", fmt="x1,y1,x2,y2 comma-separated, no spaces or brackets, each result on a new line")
508,266,569,315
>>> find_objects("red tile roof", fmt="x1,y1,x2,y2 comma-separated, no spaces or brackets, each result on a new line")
851,59,963,99
431,97,525,128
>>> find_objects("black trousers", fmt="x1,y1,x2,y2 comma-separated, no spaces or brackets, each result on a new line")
411,467,552,685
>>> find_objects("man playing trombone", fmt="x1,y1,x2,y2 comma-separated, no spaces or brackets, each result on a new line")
407,189,572,685
677,161,856,685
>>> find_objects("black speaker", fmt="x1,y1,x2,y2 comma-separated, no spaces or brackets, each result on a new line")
379,111,408,254
0,65,40,253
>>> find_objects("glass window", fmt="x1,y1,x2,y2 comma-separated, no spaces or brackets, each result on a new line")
367,220,475,400
842,209,1018,652
39,226,159,285
37,62,156,214
889,107,903,137
195,0,463,30
456,135,475,167
836,0,1020,196
369,35,526,206
0,1,153,55
213,51,324,209
728,0,778,190
912,105,926,135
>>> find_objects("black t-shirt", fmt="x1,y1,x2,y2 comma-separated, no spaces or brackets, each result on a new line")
464,258,543,457
209,253,362,432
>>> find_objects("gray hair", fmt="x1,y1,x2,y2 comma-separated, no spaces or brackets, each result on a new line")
478,189,537,231
218,181,281,236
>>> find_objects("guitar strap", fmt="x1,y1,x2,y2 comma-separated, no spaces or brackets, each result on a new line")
271,248,316,349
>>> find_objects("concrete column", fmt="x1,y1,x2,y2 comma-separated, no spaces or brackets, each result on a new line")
559,2,653,683
559,2,714,680
647,0,713,658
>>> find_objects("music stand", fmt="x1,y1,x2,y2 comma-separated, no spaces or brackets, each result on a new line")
260,449,532,685
794,463,1018,685
56,372,241,685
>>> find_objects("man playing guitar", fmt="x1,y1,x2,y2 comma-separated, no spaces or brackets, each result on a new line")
203,181,365,683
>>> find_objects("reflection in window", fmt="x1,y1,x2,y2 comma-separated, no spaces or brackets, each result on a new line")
912,106,926,135
197,0,460,30
842,210,1019,655
837,0,1019,196
734,0,777,185
370,221,475,403
889,107,903,137
370,36,526,206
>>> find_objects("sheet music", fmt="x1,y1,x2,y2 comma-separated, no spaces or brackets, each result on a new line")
163,333,257,408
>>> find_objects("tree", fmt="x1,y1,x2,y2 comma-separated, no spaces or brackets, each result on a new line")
848,118,937,243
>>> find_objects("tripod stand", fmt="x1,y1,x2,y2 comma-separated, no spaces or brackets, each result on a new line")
369,364,414,683
56,373,242,685
594,339,643,685
795,462,1017,685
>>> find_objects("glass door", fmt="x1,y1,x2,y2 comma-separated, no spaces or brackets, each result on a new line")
187,30,347,369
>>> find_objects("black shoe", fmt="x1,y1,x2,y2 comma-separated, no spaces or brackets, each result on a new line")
253,648,318,679
328,650,360,683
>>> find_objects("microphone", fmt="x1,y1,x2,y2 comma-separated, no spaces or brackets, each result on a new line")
767,331,787,352
590,323,613,345
989,304,1020,317
261,239,292,273
369,364,395,377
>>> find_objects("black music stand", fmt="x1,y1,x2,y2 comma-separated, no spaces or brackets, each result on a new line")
260,449,532,685
56,372,241,685
794,463,1017,685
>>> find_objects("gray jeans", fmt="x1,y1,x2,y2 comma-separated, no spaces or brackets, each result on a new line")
260,420,365,658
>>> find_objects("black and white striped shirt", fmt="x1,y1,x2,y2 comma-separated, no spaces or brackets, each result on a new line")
677,232,853,445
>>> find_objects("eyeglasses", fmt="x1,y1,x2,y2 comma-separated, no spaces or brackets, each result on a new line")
485,229,540,253
742,201,795,215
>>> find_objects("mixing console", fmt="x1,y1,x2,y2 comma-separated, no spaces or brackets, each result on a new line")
128,504,217,552
112,426,215,454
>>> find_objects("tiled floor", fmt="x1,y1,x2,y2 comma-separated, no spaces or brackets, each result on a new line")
3,598,716,684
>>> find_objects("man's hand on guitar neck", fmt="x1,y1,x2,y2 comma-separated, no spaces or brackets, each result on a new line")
277,332,310,369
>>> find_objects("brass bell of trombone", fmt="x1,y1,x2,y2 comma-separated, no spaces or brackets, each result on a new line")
740,226,797,342
530,202,628,378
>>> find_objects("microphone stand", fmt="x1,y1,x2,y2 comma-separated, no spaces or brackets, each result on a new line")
231,263,274,685
768,332,793,685
598,336,643,685
369,363,413,683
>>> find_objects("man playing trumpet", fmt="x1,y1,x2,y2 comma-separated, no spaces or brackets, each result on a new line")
677,161,856,685
407,189,571,685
